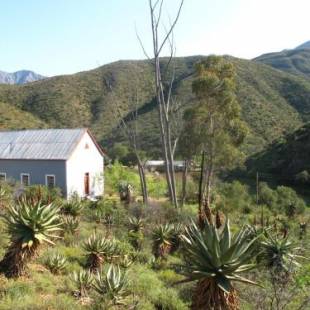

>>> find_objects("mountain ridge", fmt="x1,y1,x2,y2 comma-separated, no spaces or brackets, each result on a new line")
295,41,310,50
0,70,45,85
254,43,310,79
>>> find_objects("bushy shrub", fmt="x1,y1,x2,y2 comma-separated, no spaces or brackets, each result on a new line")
0,181,13,209
19,185,62,205
295,170,310,184
88,198,128,226
147,173,167,198
105,161,140,195
128,264,188,310
276,186,306,216
218,181,254,213
259,182,277,209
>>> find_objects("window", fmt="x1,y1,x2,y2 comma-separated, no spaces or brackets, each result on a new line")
21,173,30,186
0,173,6,182
46,175,56,188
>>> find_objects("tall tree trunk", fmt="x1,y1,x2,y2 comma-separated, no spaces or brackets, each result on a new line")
181,159,189,207
198,151,207,228
148,0,183,209
166,119,178,207
154,56,178,208
203,116,214,224
137,160,148,205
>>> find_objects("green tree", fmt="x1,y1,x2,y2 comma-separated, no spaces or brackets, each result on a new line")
110,143,129,162
184,56,248,224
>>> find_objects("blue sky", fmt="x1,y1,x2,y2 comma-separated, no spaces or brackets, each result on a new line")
1,0,309,76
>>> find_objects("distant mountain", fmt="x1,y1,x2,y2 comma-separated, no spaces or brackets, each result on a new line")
254,47,310,79
0,70,45,84
0,56,309,157
295,41,310,50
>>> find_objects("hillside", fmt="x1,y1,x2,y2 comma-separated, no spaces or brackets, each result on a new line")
0,70,45,84
0,56,310,155
246,122,310,184
0,101,46,130
255,48,310,79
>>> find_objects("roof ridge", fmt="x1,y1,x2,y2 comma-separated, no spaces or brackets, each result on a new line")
0,128,87,133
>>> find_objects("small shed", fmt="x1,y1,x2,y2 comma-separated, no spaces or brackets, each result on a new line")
0,128,104,198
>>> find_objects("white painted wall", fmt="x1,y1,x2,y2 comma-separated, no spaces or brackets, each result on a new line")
66,132,104,198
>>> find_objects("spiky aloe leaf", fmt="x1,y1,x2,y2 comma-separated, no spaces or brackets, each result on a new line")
179,219,258,296
0,200,62,277
93,264,129,305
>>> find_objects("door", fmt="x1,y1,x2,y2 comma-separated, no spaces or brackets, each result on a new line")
84,173,90,196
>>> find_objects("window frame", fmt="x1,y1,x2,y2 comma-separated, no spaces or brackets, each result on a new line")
45,174,56,188
0,173,6,181
20,173,30,186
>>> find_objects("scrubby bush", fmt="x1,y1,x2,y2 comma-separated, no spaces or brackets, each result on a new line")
259,182,277,208
276,186,306,216
218,181,254,213
105,161,140,195
19,185,62,205
128,264,188,309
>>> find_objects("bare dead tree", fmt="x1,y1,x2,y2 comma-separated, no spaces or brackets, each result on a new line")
108,82,149,205
137,0,185,208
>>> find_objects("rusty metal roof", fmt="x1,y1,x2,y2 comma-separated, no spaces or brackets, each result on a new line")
0,128,87,160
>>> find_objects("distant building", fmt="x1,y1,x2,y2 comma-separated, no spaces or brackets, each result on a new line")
0,128,104,198
145,160,185,172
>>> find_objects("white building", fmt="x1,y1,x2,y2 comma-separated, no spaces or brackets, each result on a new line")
0,128,104,198
145,160,185,172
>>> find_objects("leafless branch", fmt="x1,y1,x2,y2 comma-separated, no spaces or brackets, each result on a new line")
155,0,164,30
135,24,151,60
157,0,184,55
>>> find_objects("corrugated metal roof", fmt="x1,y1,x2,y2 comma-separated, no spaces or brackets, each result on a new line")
0,128,87,160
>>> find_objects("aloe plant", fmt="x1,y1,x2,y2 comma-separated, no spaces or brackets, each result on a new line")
119,255,133,269
128,216,144,250
259,232,304,272
180,220,257,309
62,215,79,235
170,223,184,253
93,264,129,305
83,234,119,271
152,223,174,259
61,200,84,217
45,253,67,274
0,201,62,277
71,269,94,297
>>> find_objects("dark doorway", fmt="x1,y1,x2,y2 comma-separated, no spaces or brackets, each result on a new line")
84,173,90,195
